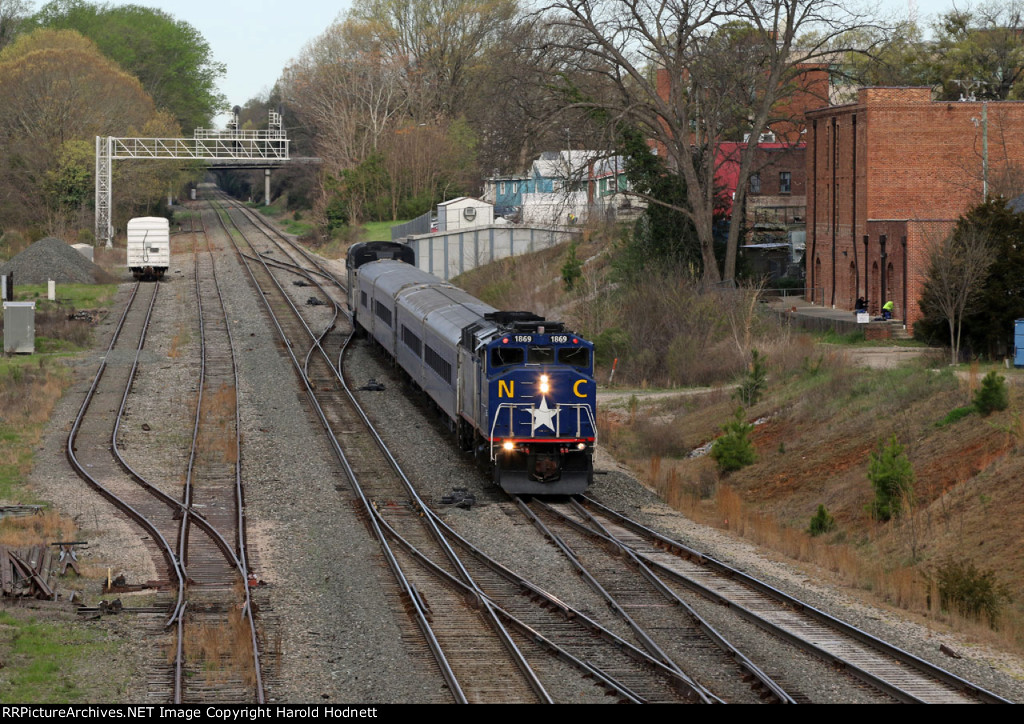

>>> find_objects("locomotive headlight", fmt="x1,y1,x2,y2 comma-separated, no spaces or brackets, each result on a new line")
539,374,550,394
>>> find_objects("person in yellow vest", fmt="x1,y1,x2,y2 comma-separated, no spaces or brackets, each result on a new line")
882,300,894,320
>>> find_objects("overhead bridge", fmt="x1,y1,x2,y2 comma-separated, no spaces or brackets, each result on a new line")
95,111,318,246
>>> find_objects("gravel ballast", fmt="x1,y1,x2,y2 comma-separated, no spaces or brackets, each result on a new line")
18,217,1024,704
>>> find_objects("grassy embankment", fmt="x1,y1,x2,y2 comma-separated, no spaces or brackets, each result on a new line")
253,200,410,259
600,353,1024,651
0,282,124,703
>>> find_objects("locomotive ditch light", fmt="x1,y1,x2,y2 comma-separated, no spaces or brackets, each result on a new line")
577,442,586,450
503,440,515,451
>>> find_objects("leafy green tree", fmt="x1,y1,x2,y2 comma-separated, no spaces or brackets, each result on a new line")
808,504,836,536
867,436,915,521
0,28,180,232
711,407,756,473
916,198,1024,359
974,371,1009,416
561,241,582,292
31,0,225,130
931,3,1024,101
735,349,767,406
43,140,93,212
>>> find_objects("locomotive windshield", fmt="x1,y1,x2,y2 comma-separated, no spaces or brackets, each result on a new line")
491,347,524,367
558,347,590,368
527,346,555,364
491,344,591,369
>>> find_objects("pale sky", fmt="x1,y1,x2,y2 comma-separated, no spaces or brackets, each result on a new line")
85,0,969,130
99,0,353,129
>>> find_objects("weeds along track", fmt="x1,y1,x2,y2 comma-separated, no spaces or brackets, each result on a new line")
576,495,1010,704
67,213,264,704
211,194,720,703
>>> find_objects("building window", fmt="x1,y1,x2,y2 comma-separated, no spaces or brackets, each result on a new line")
512,182,518,193
779,172,791,194
499,182,506,194
750,173,761,194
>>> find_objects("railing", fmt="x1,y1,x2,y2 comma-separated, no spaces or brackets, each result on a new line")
489,402,597,461
194,129,287,140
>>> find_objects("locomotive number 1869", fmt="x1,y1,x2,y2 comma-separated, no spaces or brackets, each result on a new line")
550,335,569,343
514,335,533,343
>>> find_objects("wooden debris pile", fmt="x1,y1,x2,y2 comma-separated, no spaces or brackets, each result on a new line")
1,544,56,600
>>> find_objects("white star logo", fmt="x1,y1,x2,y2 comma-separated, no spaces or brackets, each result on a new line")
529,397,559,432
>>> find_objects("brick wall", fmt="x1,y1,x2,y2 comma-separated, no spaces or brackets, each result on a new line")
806,87,1024,331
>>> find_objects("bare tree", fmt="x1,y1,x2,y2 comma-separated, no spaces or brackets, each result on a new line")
919,226,995,365
0,0,30,50
282,23,408,172
344,0,518,120
538,0,875,283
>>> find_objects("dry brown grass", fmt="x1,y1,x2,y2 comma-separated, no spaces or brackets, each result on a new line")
0,509,77,546
0,361,70,428
183,595,257,686
167,323,188,359
198,384,238,464
606,356,1024,652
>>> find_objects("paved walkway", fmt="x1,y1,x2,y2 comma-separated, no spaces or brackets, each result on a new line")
765,294,876,324
763,294,912,338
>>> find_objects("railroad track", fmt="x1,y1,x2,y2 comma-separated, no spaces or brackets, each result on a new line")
213,197,549,703
210,193,726,703
518,496,792,703
203,191,1015,703
67,212,265,703
571,495,1011,704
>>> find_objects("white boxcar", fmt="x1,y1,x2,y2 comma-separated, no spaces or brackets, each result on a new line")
127,217,170,279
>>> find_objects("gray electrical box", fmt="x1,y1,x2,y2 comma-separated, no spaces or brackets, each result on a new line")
3,301,35,354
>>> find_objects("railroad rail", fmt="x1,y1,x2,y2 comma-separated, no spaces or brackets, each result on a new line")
574,495,1011,704
209,192,719,703
67,212,265,703
519,497,793,703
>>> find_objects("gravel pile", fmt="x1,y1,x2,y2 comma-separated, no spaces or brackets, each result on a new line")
0,237,117,285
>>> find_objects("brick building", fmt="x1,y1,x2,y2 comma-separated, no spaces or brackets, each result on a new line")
716,141,807,278
806,87,1024,328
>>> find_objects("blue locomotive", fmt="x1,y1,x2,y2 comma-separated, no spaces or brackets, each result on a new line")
346,242,596,495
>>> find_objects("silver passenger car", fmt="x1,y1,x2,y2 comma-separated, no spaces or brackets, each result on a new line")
356,260,494,421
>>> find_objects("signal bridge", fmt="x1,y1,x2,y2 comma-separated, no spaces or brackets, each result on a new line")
95,110,316,247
